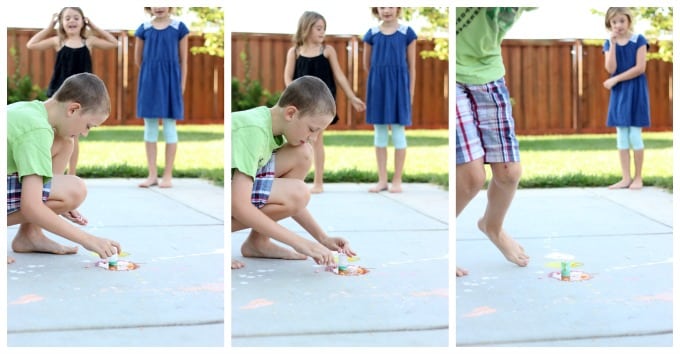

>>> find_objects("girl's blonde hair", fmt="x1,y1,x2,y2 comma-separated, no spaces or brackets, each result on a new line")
371,7,402,20
292,11,326,48
57,7,87,40
605,7,635,32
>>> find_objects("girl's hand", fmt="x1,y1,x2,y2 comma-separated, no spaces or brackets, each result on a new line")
350,97,366,112
50,13,59,28
603,77,618,90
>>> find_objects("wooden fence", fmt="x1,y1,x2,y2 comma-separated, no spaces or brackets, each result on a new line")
231,32,450,129
7,28,224,125
502,39,672,134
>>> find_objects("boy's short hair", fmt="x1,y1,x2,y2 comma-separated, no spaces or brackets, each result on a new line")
277,75,336,118
53,73,111,115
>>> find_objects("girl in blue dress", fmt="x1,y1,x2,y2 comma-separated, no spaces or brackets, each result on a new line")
363,7,417,193
603,7,650,190
135,7,189,188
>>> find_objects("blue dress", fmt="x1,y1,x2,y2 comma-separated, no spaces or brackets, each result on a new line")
603,33,650,127
135,19,189,120
363,24,417,126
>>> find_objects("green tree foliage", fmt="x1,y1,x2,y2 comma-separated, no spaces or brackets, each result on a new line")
175,7,224,57
402,7,448,60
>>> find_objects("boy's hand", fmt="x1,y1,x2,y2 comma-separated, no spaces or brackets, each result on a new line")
62,209,88,225
294,239,335,266
322,237,356,257
83,236,121,259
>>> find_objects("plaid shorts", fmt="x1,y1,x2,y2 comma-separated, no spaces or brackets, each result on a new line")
456,78,520,165
7,173,51,214
251,154,276,209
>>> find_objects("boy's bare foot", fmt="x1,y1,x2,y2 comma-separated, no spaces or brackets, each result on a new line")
8,256,15,264
456,266,468,277
241,238,308,260
368,183,388,193
12,228,78,255
159,178,173,188
231,259,245,269
478,218,529,267
629,178,643,190
608,179,631,189
138,177,158,188
310,184,324,194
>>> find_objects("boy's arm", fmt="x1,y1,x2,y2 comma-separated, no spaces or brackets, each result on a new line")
291,206,356,257
231,171,334,264
20,175,120,258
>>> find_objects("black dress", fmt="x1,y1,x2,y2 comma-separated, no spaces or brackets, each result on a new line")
46,43,92,97
293,46,338,124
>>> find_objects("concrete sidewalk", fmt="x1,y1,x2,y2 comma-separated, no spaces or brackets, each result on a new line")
231,183,450,347
456,187,673,347
7,179,224,347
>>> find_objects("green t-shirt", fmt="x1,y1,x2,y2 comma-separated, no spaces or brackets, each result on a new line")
231,106,286,178
7,100,54,183
456,7,526,84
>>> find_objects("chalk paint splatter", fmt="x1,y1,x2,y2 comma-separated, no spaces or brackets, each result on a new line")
463,306,497,318
240,298,274,310
94,260,140,271
548,271,592,282
10,294,44,305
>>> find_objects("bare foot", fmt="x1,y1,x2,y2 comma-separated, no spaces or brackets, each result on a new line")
159,178,173,188
12,227,78,255
478,218,529,267
629,178,643,190
139,177,158,188
231,259,245,269
368,184,388,193
456,266,468,277
8,256,15,264
389,183,403,193
608,179,631,189
241,238,308,260
310,184,324,194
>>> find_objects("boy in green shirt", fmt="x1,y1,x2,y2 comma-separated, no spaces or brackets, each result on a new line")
7,73,121,264
456,8,532,276
231,76,356,269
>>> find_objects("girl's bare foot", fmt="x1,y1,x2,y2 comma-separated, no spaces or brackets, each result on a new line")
629,178,643,190
478,218,529,267
456,266,468,277
368,183,388,193
12,227,78,255
231,259,245,269
8,256,15,264
608,179,631,189
159,178,173,188
389,182,403,193
310,184,324,194
138,177,158,188
241,238,307,260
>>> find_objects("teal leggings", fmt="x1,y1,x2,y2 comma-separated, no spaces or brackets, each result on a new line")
616,127,644,150
144,118,178,143
374,124,407,149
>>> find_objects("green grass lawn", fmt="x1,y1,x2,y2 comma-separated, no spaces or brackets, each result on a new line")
76,126,672,191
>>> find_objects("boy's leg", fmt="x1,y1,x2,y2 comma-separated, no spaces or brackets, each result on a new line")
479,162,529,266
310,131,325,193
240,143,313,260
8,174,86,255
51,135,74,175
68,137,79,175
